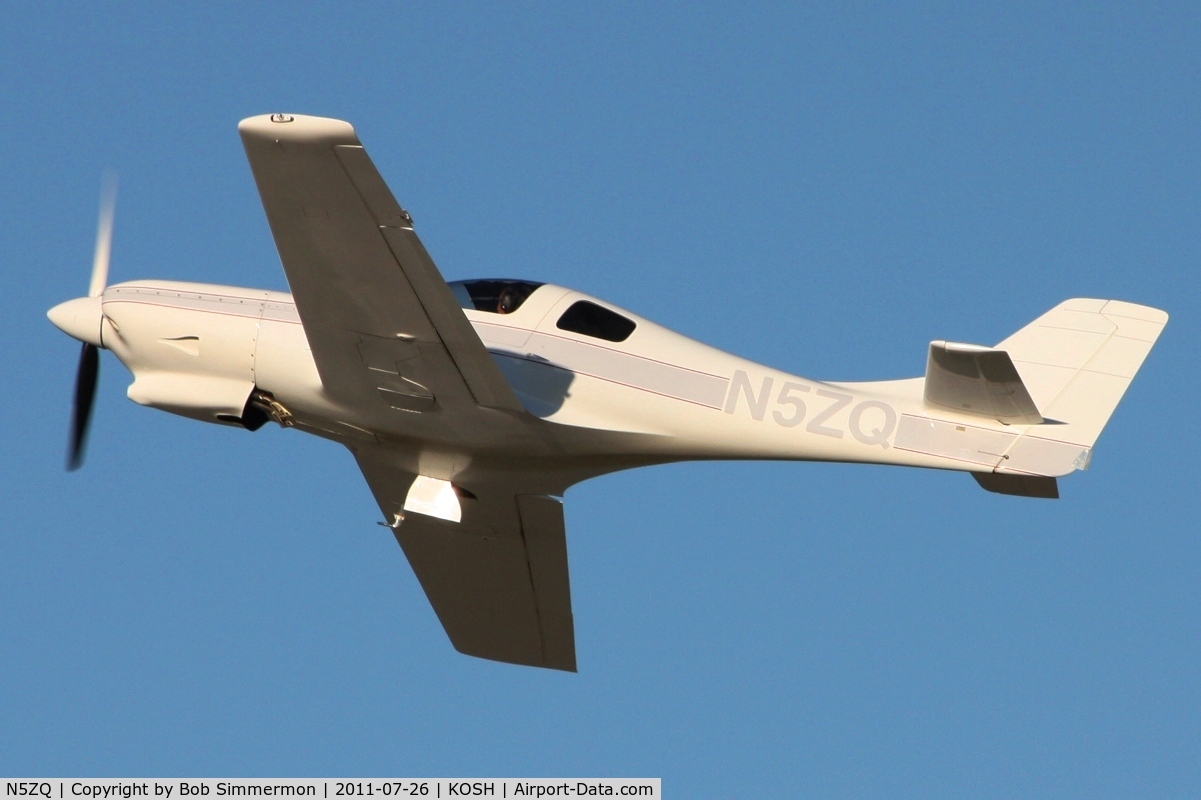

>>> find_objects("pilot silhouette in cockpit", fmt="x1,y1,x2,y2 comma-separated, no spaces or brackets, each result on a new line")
496,283,533,314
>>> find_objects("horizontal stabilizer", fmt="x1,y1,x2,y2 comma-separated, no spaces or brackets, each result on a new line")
924,341,1043,424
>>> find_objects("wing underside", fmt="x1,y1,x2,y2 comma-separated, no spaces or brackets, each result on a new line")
239,113,532,446
354,448,577,671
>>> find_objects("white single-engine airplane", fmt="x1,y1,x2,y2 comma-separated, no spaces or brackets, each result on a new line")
49,114,1168,671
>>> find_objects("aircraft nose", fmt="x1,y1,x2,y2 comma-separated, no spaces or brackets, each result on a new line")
48,295,104,347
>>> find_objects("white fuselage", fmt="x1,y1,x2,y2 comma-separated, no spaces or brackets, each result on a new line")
90,278,1064,482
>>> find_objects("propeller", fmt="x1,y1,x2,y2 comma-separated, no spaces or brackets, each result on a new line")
66,173,117,471
67,341,100,470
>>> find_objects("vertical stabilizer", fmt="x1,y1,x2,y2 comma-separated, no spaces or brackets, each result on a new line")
992,299,1167,477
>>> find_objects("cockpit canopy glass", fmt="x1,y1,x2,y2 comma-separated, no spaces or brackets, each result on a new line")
449,279,544,314
556,300,637,342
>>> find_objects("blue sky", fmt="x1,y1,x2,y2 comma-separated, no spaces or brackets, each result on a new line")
2,2,1198,794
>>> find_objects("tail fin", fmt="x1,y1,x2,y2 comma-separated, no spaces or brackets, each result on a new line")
991,298,1167,477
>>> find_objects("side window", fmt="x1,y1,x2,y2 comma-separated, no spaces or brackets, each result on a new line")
556,301,636,342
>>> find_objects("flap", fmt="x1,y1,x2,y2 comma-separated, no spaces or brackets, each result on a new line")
924,341,1043,425
972,472,1059,499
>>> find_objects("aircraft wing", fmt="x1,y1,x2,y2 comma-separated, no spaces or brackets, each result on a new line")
238,114,527,441
354,448,577,671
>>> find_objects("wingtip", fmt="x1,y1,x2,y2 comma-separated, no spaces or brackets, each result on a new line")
237,113,359,146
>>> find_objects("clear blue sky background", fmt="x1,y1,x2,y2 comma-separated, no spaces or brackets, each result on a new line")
2,3,1197,795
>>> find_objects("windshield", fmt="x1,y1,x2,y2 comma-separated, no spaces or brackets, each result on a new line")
448,279,544,314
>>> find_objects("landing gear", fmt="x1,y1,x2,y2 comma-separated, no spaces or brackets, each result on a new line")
236,388,294,430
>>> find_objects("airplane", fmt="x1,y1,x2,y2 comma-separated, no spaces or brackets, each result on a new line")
47,113,1169,672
